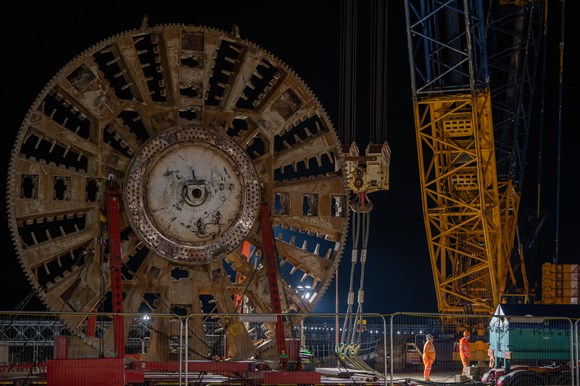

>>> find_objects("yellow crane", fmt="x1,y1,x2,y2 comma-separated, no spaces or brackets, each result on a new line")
404,0,546,314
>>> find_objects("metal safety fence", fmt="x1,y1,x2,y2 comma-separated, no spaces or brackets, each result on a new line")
0,311,577,385
390,312,579,386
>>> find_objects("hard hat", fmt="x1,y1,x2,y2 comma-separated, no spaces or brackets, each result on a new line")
426,334,433,340
463,330,470,337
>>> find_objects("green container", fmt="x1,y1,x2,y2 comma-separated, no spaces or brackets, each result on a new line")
489,305,573,361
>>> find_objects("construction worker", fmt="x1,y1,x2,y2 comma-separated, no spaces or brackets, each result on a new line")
422,334,436,381
459,330,471,374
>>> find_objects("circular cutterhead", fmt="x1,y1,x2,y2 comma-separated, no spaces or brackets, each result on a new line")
7,22,349,360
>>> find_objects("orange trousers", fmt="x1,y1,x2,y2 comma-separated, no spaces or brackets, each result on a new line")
423,358,433,380
460,356,470,374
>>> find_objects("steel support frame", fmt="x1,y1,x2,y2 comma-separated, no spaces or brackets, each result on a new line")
412,93,504,314
404,0,535,313
107,177,125,358
259,203,288,369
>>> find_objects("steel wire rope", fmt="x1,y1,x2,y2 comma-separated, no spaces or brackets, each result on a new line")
352,209,370,347
535,0,549,220
553,0,565,265
337,3,389,373
341,208,361,352
511,3,543,193
509,3,543,297
11,289,38,312
345,203,379,376
344,0,388,358
338,0,358,145
348,0,387,350
13,244,97,380
370,0,388,144
338,0,359,358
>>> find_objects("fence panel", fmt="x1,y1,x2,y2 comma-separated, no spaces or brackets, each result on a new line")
0,310,577,385
389,312,491,382
575,319,579,386
183,312,388,385
390,312,578,386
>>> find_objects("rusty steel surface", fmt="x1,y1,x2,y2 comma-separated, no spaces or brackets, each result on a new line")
7,23,349,360
125,125,261,264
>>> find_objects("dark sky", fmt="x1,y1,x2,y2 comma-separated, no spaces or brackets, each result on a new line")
0,1,577,314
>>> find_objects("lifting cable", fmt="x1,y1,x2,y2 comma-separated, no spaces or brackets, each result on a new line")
339,195,374,373
337,0,358,355
553,0,565,265
535,0,549,221
370,0,388,145
338,0,357,146
346,195,371,350
352,200,371,348
340,200,360,350
337,1,388,370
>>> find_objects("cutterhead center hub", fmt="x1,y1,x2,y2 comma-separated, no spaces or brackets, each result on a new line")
124,125,261,264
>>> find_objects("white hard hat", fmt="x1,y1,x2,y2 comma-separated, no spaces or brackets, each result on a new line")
426,334,433,340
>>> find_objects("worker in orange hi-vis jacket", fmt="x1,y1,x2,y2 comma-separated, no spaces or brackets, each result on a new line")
422,334,436,381
459,331,472,375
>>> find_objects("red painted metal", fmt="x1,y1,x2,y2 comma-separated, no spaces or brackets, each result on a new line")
87,315,96,337
124,368,145,383
53,335,68,360
107,176,125,358
263,370,321,384
259,204,287,370
234,241,253,312
47,358,126,385
130,360,255,374
286,338,301,368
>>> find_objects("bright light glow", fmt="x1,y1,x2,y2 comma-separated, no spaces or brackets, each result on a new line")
296,285,313,299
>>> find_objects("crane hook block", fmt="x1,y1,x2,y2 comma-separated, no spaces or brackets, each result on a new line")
343,141,391,194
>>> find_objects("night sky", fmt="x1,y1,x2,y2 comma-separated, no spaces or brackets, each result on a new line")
0,1,577,314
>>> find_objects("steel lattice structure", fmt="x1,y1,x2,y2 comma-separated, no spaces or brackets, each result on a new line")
404,0,544,314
